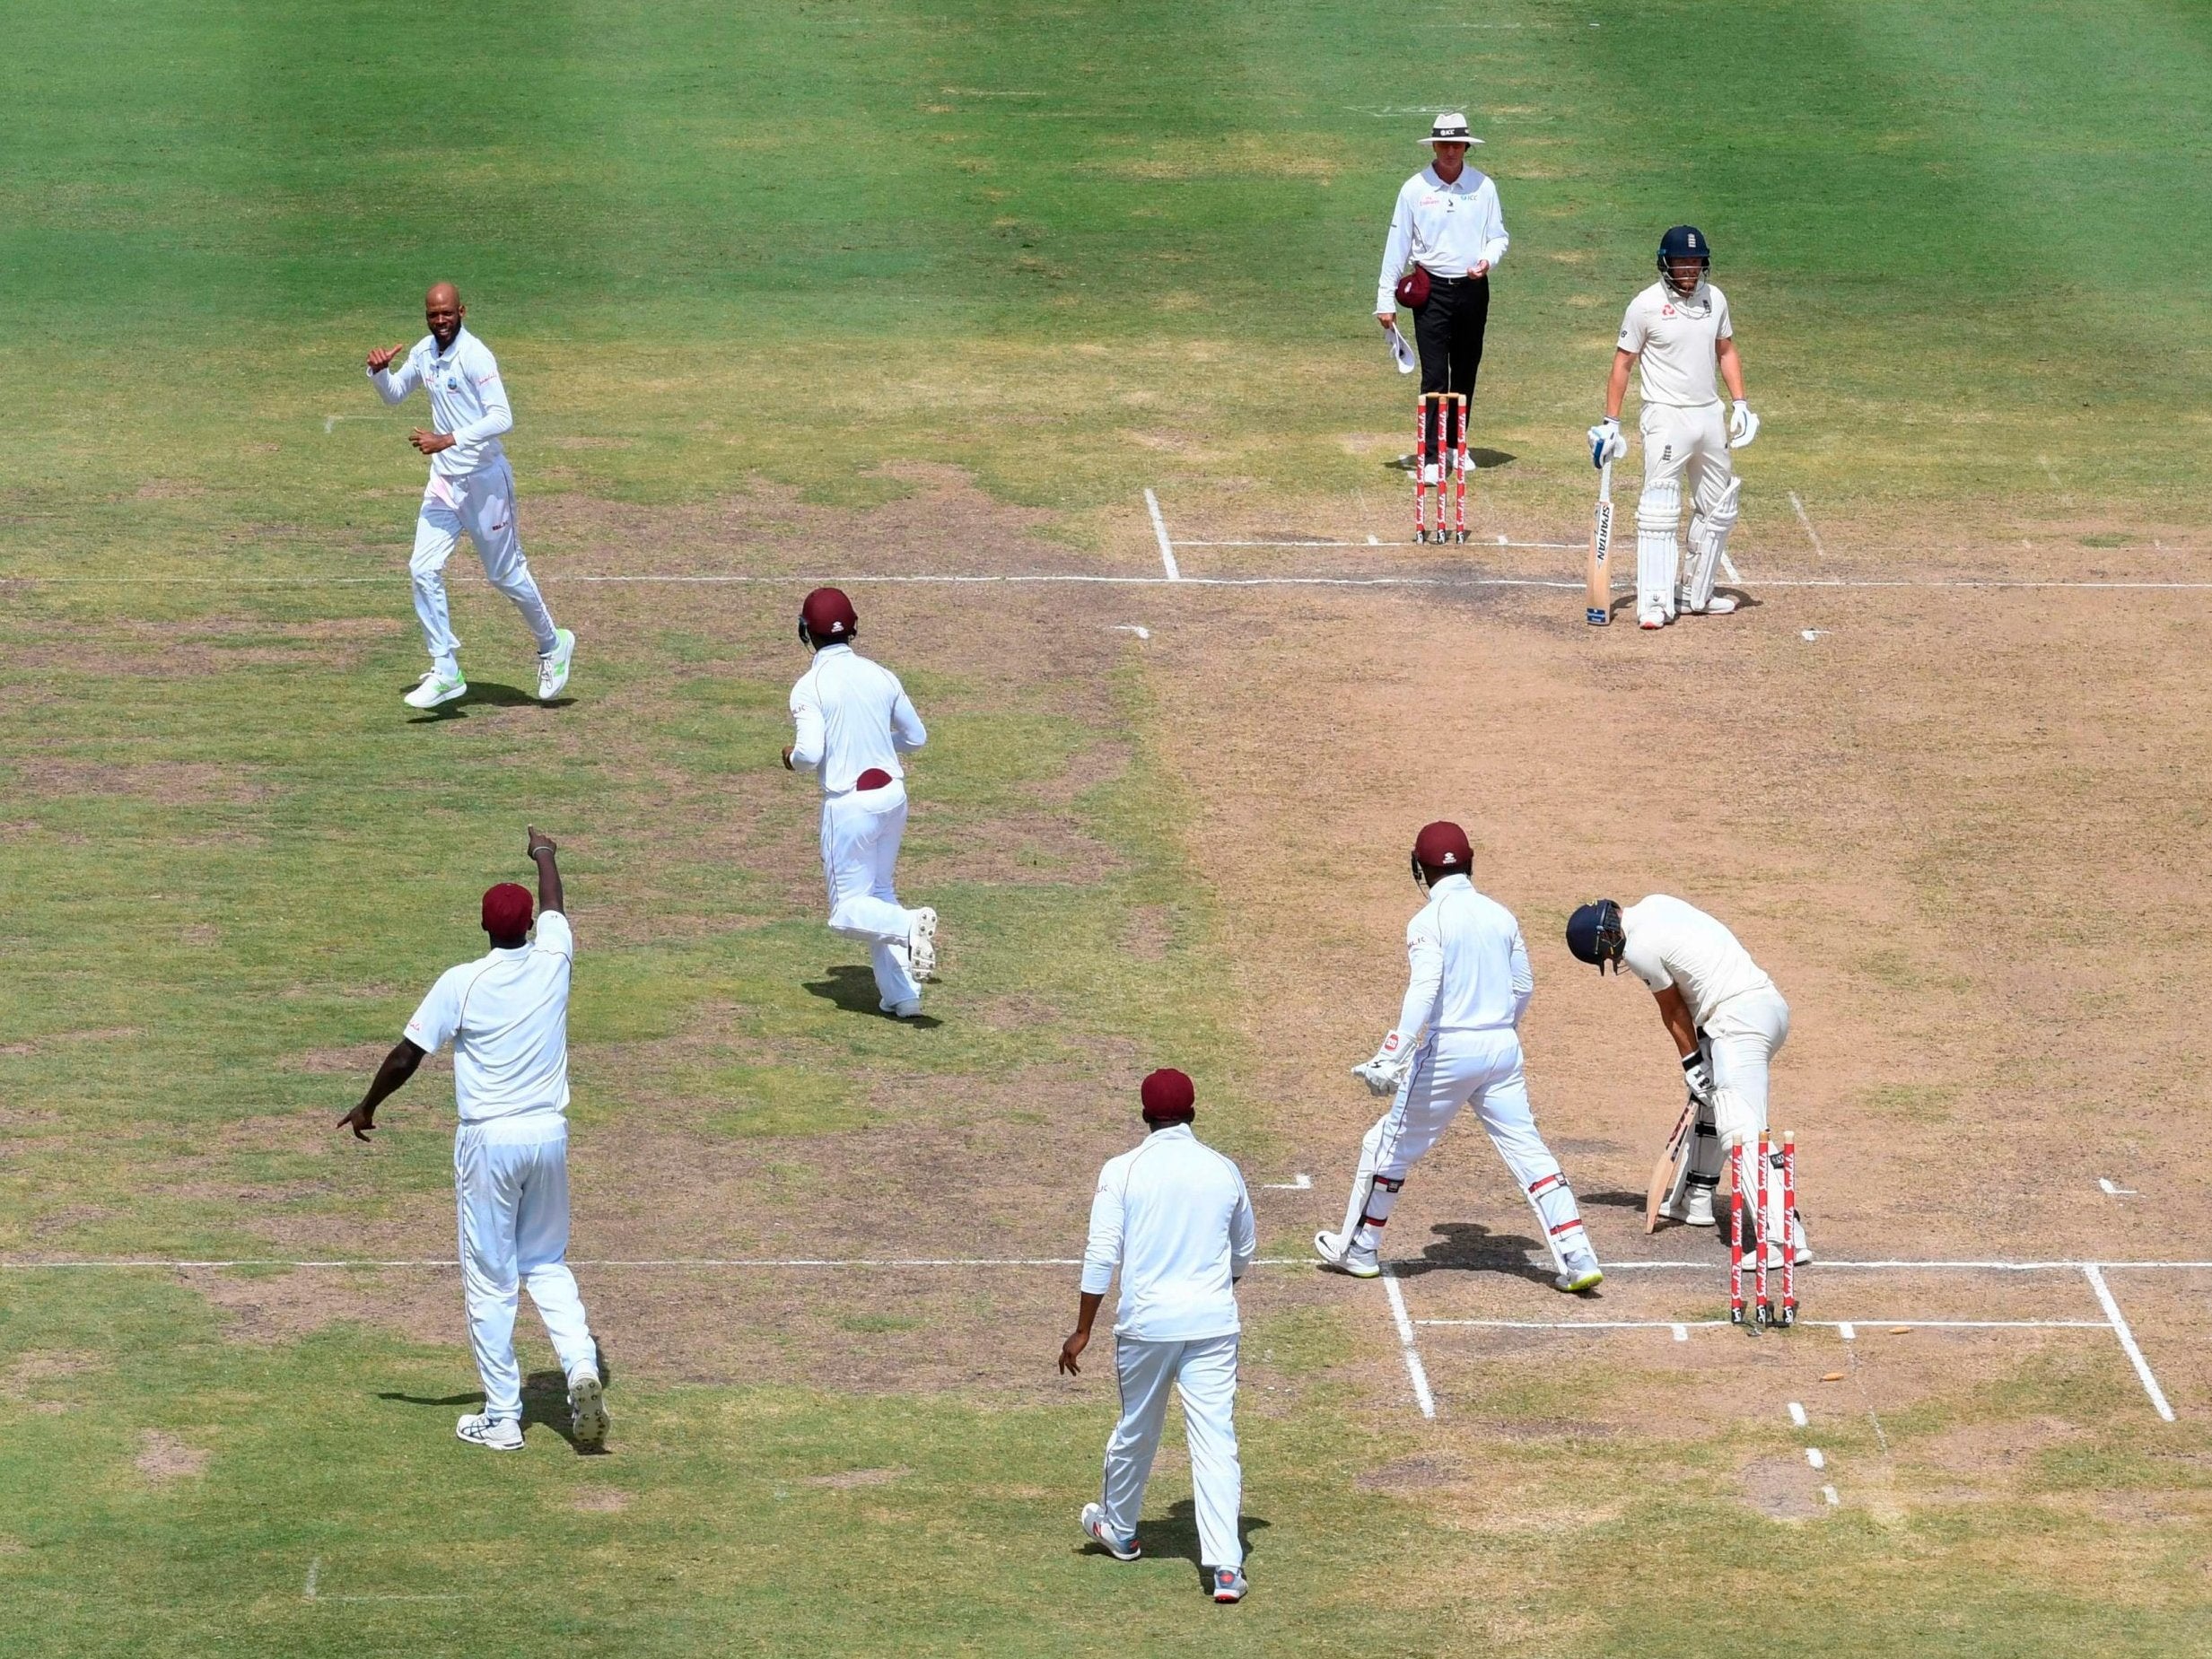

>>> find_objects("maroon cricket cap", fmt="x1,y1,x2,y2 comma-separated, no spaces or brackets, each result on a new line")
800,587,859,643
1412,820,1473,873
1140,1068,1197,1122
482,882,534,938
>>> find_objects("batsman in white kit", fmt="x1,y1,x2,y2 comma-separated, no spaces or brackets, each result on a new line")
364,283,576,710
1316,823,1602,1293
1060,1069,1255,1605
338,829,607,1453
1587,226,1761,630
783,587,940,1019
1565,895,1809,1265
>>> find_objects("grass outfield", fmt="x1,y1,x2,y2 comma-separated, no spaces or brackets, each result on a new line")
5,1,2212,1654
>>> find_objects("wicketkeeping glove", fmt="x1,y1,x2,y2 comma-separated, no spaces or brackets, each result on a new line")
1352,1031,1414,1097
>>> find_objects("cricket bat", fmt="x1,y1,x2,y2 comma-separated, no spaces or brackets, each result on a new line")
1585,459,1613,626
1644,1095,1694,1232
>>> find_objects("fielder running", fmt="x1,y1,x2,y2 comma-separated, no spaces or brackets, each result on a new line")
1316,823,1602,1293
1564,895,1809,1264
1587,226,1760,630
337,828,608,1453
365,283,575,710
1061,1068,1255,1605
782,588,939,1019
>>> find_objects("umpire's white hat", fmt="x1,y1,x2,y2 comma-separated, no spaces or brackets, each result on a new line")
1424,111,1483,145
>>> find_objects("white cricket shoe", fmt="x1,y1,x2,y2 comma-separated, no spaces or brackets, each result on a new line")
1662,1185,1717,1227
1700,595,1738,615
1313,1229,1380,1279
880,998,922,1019
1080,1502,1141,1562
1211,1566,1249,1603
1638,611,1666,631
907,908,938,981
567,1367,608,1451
1555,1262,1604,1295
456,1412,523,1451
405,670,468,710
537,627,576,702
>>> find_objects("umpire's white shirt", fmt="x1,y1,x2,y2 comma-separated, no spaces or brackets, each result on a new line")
1375,164,1510,311
1620,895,1775,1028
1081,1125,1256,1341
789,643,927,794
368,327,514,479
1394,874,1534,1040
404,911,575,1124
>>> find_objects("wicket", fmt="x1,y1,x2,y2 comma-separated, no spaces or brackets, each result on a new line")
1412,391,1468,544
1730,1130,1798,1327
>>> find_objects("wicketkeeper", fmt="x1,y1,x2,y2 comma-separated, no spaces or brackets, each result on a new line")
1587,226,1760,630
1316,824,1600,1292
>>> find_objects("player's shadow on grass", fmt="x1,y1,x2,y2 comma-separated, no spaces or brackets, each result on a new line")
1579,1186,1661,1214
1386,450,1515,470
1395,1220,1561,1288
1080,1503,1269,1583
376,1348,614,1456
401,679,573,722
802,964,942,1027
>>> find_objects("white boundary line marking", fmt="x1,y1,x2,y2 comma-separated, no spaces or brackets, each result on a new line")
1789,491,1827,559
11,1254,2212,1272
10,568,2212,594
1379,1265,1437,1419
1142,489,1180,581
2083,1263,2175,1422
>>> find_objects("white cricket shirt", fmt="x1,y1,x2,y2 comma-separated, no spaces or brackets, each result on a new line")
788,644,927,794
1616,281,1734,408
1375,165,1510,311
1080,1124,1256,1343
1392,873,1534,1039
368,326,514,478
403,910,575,1124
1619,895,1775,1027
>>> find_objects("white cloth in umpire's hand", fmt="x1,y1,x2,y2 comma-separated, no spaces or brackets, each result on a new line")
1728,400,1760,449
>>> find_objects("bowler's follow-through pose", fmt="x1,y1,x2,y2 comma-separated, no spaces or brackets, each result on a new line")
366,283,576,710
1588,227,1760,630
1316,824,1601,1292
783,588,940,1019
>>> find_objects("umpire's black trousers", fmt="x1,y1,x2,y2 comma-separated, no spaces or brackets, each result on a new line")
1413,272,1490,454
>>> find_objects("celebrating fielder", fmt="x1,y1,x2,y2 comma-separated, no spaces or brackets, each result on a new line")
365,284,576,710
1587,227,1760,630
1564,895,1808,1265
783,588,940,1019
1061,1069,1255,1605
337,829,607,1454
1315,824,1601,1293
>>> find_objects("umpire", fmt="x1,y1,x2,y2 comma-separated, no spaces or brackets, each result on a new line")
1376,113,1509,481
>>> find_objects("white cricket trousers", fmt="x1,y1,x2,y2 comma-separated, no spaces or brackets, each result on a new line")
820,779,921,1008
1706,987,1790,1151
454,1115,598,1422
1100,1332,1243,1570
1346,1026,1595,1274
1637,400,1736,620
410,458,559,676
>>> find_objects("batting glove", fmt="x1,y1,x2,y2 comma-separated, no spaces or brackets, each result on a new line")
1728,400,1760,450
1681,1050,1716,1107
1588,417,1627,468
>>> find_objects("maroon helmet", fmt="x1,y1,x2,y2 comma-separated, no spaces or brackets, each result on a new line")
1410,820,1473,891
799,587,859,648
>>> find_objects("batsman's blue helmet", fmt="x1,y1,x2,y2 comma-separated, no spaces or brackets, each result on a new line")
1565,900,1626,971
1657,225,1711,289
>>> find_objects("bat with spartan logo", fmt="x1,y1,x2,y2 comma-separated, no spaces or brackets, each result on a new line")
1585,458,1613,626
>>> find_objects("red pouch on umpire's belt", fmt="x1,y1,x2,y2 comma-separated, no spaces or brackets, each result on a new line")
1394,266,1430,310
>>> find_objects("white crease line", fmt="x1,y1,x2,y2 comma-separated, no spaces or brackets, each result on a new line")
1670,1323,1688,1341
1379,1265,1437,1420
1838,1322,1856,1340
1261,1174,1312,1190
1172,537,1583,551
12,1254,2212,1273
303,1557,319,1601
2099,1178,2137,1196
1789,491,1827,558
2083,1263,2176,1422
1414,1318,2110,1331
1142,489,1180,581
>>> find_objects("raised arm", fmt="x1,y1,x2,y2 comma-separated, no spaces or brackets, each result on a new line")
527,825,564,914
